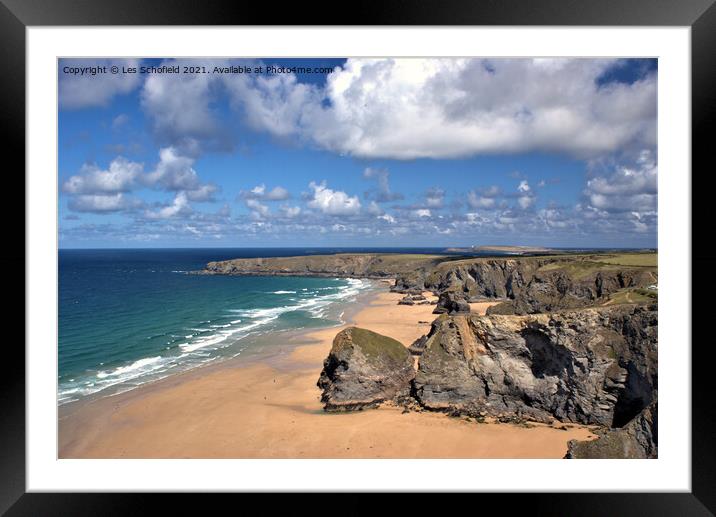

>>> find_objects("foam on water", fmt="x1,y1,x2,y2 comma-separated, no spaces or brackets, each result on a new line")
96,356,163,378
59,276,373,405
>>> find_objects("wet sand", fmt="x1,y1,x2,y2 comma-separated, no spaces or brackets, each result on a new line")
58,290,596,458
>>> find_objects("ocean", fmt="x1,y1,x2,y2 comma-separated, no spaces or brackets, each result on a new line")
58,247,449,405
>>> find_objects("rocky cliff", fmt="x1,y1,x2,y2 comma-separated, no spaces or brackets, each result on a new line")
305,252,658,459
202,253,447,279
565,400,657,459
395,256,657,314
413,305,657,428
316,304,658,458
204,250,659,457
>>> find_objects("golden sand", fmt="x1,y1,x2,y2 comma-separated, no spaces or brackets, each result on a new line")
58,290,596,458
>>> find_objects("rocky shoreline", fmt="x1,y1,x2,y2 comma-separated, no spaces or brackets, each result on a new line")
203,252,658,458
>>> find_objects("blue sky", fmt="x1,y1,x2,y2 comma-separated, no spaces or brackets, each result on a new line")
58,58,657,248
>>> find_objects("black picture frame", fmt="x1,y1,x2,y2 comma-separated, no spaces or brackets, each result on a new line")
2,0,714,513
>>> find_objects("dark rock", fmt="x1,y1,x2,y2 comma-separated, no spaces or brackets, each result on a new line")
433,291,471,315
408,335,428,355
565,400,658,458
484,267,658,315
423,258,543,299
398,293,428,305
391,271,428,294
413,305,657,428
417,256,657,314
317,327,415,411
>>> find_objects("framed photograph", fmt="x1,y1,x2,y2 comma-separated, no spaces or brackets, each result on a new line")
4,0,715,512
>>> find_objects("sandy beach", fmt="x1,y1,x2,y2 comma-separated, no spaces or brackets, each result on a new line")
58,289,596,459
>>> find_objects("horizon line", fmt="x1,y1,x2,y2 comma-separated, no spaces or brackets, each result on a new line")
58,245,658,251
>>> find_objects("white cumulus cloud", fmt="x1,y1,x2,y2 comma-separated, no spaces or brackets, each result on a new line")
221,58,656,160
144,192,191,220
583,151,657,213
63,157,143,195
139,58,656,161
280,205,302,218
245,198,270,219
466,191,495,209
145,147,201,191
67,193,134,213
307,181,361,215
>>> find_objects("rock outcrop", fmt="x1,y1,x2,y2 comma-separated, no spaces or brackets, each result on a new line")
391,271,430,294
317,327,415,411
408,335,429,355
314,266,657,458
211,250,659,458
422,258,538,299
565,400,657,458
413,305,657,428
391,256,657,314
432,291,471,315
398,293,429,306
485,268,657,315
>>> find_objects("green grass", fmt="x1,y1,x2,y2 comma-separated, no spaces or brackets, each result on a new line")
538,260,621,280
432,255,537,269
633,288,658,300
333,253,444,260
596,253,658,267
536,252,657,279
348,327,408,363
604,288,657,305
433,252,658,272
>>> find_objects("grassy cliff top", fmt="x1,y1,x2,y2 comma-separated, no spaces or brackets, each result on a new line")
341,327,409,363
432,251,657,270
537,253,657,279
592,253,657,267
206,251,657,279
205,252,457,277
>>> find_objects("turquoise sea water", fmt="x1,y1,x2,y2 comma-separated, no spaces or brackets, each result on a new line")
58,248,400,404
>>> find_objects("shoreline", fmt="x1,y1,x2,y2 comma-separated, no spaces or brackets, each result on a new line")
59,287,597,459
58,280,384,419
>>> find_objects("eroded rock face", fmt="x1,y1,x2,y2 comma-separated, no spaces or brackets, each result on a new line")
432,291,471,315
423,259,537,299
413,305,657,427
486,268,657,315
317,327,415,411
565,401,657,458
396,256,657,314
391,271,429,294
408,335,428,355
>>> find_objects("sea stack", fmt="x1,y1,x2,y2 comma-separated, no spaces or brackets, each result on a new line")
317,327,415,411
